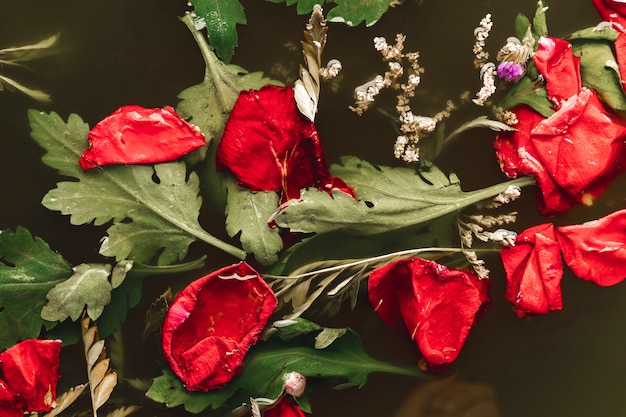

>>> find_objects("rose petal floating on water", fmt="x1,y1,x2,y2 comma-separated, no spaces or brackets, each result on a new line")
368,258,490,369
216,84,354,201
79,105,206,170
161,262,277,391
533,36,581,105
501,223,563,317
264,396,307,417
0,339,61,414
556,209,626,286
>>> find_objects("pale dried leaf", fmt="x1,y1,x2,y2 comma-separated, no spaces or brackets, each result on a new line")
93,372,118,410
285,279,312,308
87,340,105,369
105,405,141,417
90,358,111,388
43,383,88,417
315,327,348,349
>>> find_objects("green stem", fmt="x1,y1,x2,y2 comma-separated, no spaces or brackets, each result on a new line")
180,14,231,110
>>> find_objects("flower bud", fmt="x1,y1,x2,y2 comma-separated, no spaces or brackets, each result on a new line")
283,372,306,397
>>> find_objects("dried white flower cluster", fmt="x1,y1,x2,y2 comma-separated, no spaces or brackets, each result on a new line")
472,14,497,106
473,13,493,66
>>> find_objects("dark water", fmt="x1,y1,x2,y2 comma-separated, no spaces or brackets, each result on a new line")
2,0,626,416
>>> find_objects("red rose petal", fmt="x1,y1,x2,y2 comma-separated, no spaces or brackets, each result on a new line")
368,258,490,368
556,209,626,286
79,105,206,170
0,339,61,413
532,37,581,105
501,223,563,317
494,105,577,216
264,397,307,417
161,262,277,391
0,380,21,417
592,0,626,28
216,85,354,201
530,88,626,198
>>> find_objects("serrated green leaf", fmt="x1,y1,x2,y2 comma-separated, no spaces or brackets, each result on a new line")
224,174,283,265
274,156,535,236
28,109,89,177
146,369,227,413
147,329,422,413
328,0,391,26
41,263,112,322
571,39,626,111
191,0,246,63
29,109,246,263
264,0,320,15
96,274,143,338
0,227,72,349
177,14,282,151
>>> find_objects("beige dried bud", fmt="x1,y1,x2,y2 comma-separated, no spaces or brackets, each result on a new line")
283,372,307,397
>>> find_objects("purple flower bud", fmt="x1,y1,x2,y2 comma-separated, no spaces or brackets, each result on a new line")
497,61,525,83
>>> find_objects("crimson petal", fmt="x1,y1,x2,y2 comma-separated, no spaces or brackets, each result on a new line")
592,0,626,28
0,339,61,413
494,105,577,215
530,88,626,199
79,105,206,170
556,209,626,286
216,84,353,201
368,258,490,368
532,36,581,105
264,397,307,417
161,262,278,391
501,223,563,317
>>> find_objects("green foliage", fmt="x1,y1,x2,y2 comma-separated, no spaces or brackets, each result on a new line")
28,110,243,264
146,326,422,413
274,156,535,236
265,0,398,26
41,263,113,322
498,75,554,117
224,174,283,265
177,14,282,152
190,0,246,63
0,227,72,349
96,274,143,338
569,28,626,111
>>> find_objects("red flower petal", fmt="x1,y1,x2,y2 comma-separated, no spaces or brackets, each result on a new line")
264,397,307,417
216,85,354,201
0,339,61,413
494,105,577,216
0,380,22,417
532,37,581,105
501,223,563,317
530,88,626,198
368,258,490,368
161,262,278,391
79,105,206,170
592,0,626,28
556,209,626,286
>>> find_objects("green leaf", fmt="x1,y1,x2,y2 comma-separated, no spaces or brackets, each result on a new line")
0,227,72,349
498,75,554,117
514,13,531,41
224,174,283,265
190,0,246,63
265,0,393,26
146,369,227,414
28,110,246,263
532,1,548,38
327,0,391,26
41,263,113,322
91,274,143,339
274,156,535,236
571,38,626,111
146,329,422,413
177,14,282,150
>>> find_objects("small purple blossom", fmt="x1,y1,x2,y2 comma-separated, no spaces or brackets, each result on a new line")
497,61,525,83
